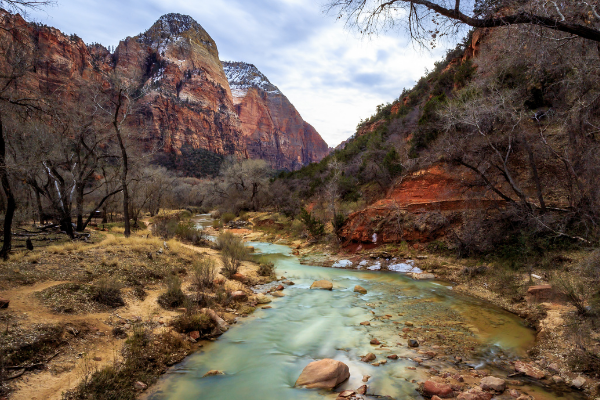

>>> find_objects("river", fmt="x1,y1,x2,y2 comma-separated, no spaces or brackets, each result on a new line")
146,233,581,400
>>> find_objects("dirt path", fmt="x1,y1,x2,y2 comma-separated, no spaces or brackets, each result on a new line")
3,281,179,400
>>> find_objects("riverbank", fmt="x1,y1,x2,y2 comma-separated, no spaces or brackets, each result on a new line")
0,222,277,400
224,212,599,400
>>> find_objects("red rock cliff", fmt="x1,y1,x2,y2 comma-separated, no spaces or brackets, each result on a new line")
0,12,328,174
223,62,330,170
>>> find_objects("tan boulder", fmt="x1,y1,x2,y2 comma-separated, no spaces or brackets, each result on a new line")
310,280,333,290
295,359,350,389
480,376,506,392
354,285,367,294
255,294,271,304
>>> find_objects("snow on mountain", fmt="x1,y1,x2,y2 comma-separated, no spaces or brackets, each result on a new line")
222,61,281,96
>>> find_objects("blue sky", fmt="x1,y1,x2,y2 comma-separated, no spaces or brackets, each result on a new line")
26,0,457,147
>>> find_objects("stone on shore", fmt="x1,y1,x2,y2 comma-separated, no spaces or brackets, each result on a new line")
271,291,285,297
231,291,248,301
231,273,247,283
295,359,350,389
310,280,333,290
423,380,453,398
514,361,545,379
480,376,506,392
255,294,271,304
408,339,419,347
572,376,586,389
354,285,367,294
134,381,147,390
457,387,492,400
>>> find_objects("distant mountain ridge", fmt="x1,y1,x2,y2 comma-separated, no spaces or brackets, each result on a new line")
0,11,329,174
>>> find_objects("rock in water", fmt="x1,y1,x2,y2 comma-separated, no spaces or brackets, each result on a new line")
360,353,376,363
423,381,453,398
295,359,350,389
354,285,367,294
408,339,419,347
480,376,506,392
310,280,333,290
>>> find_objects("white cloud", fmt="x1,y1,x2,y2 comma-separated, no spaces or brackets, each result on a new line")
27,0,458,147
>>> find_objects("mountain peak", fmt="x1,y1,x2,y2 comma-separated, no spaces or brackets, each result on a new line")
222,61,280,96
155,13,200,36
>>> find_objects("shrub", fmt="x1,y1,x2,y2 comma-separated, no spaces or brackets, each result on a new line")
191,258,216,291
170,312,214,334
91,278,124,308
158,275,186,309
212,219,223,229
299,208,325,238
216,232,249,278
175,220,206,245
332,212,347,235
152,216,179,239
258,261,275,277
238,211,249,221
222,212,236,224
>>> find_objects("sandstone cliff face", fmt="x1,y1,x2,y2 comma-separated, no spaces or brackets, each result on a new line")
339,163,507,245
223,62,330,170
114,14,246,157
1,12,328,175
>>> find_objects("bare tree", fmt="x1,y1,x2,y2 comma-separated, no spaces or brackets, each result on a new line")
327,0,600,45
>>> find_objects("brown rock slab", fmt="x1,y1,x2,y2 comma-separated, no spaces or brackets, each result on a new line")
387,354,399,360
370,338,381,345
295,359,350,389
134,381,147,390
271,291,285,297
361,353,376,363
231,291,248,301
457,387,492,400
310,280,333,290
357,385,367,395
525,285,560,303
360,321,371,326
338,390,355,398
514,361,545,379
480,376,506,392
423,380,453,398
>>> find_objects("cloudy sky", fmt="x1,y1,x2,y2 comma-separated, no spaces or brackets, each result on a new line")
26,0,458,147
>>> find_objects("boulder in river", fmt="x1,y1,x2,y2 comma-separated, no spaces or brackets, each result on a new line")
295,359,350,389
271,292,285,297
354,285,367,294
408,339,419,347
361,353,376,363
310,280,333,290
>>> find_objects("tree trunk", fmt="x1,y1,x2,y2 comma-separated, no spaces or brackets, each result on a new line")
522,135,546,212
113,90,130,237
75,181,85,231
0,117,16,260
34,187,43,225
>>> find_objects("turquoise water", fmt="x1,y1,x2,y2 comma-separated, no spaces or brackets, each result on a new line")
145,240,549,400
